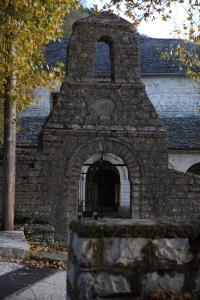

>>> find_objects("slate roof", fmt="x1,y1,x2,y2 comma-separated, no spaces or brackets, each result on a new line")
45,37,187,75
16,115,200,150
139,37,187,75
163,117,200,149
17,117,46,147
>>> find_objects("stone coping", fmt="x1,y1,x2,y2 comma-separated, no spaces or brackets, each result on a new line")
70,219,200,239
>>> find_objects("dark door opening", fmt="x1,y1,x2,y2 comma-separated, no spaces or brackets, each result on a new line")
187,163,200,175
85,161,120,217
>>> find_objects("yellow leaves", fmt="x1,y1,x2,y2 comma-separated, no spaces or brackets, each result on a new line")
49,72,55,79
75,2,80,10
115,0,195,88
0,0,77,112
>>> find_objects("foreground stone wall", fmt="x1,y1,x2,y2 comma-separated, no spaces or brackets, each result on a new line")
67,219,200,299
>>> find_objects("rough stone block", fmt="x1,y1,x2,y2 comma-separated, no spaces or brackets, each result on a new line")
142,272,184,293
72,233,98,265
67,262,76,288
195,271,200,292
77,272,131,299
0,231,29,259
153,238,192,265
24,224,54,244
104,238,148,266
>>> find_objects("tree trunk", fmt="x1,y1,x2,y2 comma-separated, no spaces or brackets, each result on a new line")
1,73,16,231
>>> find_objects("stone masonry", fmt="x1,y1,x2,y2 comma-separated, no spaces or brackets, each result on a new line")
0,12,200,244
42,12,169,241
67,219,200,299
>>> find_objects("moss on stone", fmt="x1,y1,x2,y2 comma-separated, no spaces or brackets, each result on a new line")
67,280,79,300
70,219,200,240
93,238,107,268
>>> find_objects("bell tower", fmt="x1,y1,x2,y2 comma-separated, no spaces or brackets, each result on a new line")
43,12,168,241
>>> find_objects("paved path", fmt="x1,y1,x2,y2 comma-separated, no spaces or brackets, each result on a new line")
0,262,66,300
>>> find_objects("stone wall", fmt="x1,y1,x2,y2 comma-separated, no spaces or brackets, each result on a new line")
0,141,200,243
166,169,200,220
67,219,200,299
24,224,54,244
0,148,53,225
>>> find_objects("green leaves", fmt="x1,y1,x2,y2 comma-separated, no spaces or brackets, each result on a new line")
108,0,199,89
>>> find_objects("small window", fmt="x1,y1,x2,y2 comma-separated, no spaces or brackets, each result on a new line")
94,36,114,82
50,92,58,111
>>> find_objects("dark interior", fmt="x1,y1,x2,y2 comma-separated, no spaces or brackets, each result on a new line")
85,161,120,215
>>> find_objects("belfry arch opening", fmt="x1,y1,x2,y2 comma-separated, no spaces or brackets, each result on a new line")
78,153,131,218
94,36,115,82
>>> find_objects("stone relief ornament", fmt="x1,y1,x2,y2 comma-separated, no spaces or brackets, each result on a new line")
94,98,115,122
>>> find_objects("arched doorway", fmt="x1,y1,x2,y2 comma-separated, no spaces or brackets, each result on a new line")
187,163,200,175
85,161,120,217
78,152,131,219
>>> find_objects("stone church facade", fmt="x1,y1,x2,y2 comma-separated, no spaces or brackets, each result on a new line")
1,13,200,243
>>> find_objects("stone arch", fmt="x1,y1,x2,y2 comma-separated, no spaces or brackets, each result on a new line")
94,36,115,81
81,153,128,181
79,153,131,214
64,137,143,220
187,162,200,175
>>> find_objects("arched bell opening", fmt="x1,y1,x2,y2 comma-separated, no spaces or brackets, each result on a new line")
78,153,131,219
94,36,115,82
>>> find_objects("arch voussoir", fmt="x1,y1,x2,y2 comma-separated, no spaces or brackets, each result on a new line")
65,137,143,219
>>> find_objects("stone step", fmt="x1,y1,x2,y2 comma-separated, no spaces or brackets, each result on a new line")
29,250,68,263
0,231,29,259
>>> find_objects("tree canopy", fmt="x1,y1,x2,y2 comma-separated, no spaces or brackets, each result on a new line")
0,0,78,230
107,0,199,86
0,0,78,117
63,5,93,36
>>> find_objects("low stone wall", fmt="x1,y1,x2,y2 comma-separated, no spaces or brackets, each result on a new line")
24,224,54,244
67,219,200,299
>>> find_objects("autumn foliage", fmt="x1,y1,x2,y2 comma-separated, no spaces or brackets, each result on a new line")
0,0,79,121
108,0,199,87
0,0,79,231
